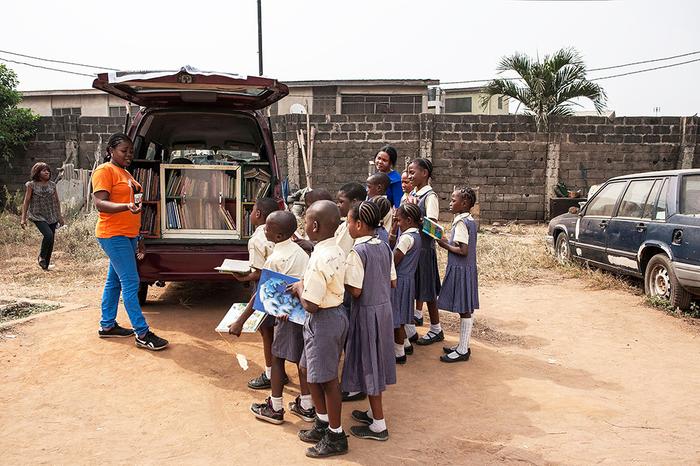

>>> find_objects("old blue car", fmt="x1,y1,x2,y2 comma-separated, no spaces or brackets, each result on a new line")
547,169,700,309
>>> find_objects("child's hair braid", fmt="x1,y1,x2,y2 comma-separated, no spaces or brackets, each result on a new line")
398,203,422,225
370,195,391,221
411,158,433,178
456,186,477,207
350,200,382,228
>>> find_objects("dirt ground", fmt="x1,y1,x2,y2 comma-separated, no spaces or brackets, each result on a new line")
2,254,700,465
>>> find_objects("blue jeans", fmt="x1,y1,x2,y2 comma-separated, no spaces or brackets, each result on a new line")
97,236,149,337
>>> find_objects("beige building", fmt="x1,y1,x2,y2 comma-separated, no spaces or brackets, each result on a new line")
20,79,440,116
430,86,509,115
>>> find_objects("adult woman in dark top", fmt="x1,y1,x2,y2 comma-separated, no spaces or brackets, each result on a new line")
373,145,403,208
20,162,64,270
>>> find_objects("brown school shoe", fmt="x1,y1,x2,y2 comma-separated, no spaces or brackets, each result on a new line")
250,397,284,425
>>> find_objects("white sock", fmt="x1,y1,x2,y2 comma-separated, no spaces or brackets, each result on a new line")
457,317,473,354
265,366,272,379
271,396,283,411
405,324,417,338
429,323,442,334
317,412,329,423
300,394,314,410
329,425,343,433
414,308,423,319
394,343,405,357
403,337,411,348
346,391,361,397
369,417,387,433
366,407,374,419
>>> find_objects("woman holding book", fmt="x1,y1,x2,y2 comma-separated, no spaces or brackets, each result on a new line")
91,132,168,351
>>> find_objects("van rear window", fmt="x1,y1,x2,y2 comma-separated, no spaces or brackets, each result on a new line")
680,175,700,215
168,149,260,165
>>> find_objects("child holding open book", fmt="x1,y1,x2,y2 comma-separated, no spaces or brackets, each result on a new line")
289,200,349,458
231,197,280,390
229,211,313,424
436,187,479,363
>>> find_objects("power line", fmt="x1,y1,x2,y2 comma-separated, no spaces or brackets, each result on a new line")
0,57,96,78
591,57,700,81
0,49,118,71
440,49,700,86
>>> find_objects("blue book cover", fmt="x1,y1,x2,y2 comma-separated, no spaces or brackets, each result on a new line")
253,268,306,325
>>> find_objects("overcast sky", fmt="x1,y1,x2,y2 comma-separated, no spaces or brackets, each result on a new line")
2,0,698,116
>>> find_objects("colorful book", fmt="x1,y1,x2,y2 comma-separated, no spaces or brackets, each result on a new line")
422,217,444,240
253,269,306,325
215,303,266,333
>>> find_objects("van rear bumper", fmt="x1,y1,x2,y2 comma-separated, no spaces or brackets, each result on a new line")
137,243,248,282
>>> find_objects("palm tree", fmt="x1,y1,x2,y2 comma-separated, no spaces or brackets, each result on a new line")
481,48,607,131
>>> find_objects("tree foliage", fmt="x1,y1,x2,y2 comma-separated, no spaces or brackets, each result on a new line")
0,64,39,164
481,48,607,132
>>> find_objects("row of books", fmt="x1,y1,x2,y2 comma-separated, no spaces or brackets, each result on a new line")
165,200,237,231
242,207,255,237
132,167,160,201
140,204,158,236
242,168,271,202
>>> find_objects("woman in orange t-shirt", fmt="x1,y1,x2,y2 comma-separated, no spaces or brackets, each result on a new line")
91,133,168,351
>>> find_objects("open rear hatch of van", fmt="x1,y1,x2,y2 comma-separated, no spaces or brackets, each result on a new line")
93,66,288,109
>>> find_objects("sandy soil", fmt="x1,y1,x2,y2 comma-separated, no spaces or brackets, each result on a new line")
2,261,700,465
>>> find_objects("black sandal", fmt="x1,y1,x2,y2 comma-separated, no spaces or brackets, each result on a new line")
440,348,471,363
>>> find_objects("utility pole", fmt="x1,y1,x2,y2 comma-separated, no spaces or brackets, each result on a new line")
257,0,263,76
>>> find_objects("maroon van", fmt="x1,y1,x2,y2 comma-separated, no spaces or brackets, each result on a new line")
93,67,288,304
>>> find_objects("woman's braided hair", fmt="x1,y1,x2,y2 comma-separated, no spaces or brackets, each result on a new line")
350,200,382,228
105,132,132,162
398,202,422,225
456,186,477,207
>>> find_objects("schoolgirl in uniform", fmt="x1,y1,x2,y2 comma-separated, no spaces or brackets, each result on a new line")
436,187,479,363
343,201,397,441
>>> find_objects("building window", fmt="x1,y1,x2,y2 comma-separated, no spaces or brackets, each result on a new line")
109,105,140,117
341,94,421,114
444,97,472,113
497,96,503,110
313,86,337,114
52,107,81,116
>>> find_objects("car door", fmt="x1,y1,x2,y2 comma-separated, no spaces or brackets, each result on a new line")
673,174,700,268
605,178,661,274
573,181,627,266
92,66,289,110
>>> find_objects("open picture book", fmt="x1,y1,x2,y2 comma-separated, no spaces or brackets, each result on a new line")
215,258,252,274
422,217,444,240
215,303,267,333
252,269,306,325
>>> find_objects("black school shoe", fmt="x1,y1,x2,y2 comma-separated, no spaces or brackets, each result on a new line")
134,331,169,350
440,348,471,363
404,343,414,355
250,397,285,424
408,333,418,343
247,372,290,390
413,315,424,326
415,330,444,346
289,396,316,422
350,424,389,441
306,430,349,458
351,410,372,425
299,417,329,443
98,324,134,338
342,391,367,402
396,355,407,365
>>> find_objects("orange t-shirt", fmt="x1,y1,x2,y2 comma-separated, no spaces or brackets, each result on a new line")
92,162,142,238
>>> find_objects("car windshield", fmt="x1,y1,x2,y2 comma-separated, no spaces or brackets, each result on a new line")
168,149,260,165
680,175,700,215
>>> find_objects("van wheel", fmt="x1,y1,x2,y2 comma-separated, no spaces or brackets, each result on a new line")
138,283,149,306
644,254,691,309
555,233,571,264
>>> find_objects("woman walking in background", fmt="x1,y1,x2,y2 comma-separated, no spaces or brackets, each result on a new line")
20,162,64,270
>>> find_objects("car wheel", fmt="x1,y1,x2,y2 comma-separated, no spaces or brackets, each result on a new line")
138,283,149,306
644,254,691,309
555,233,571,264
